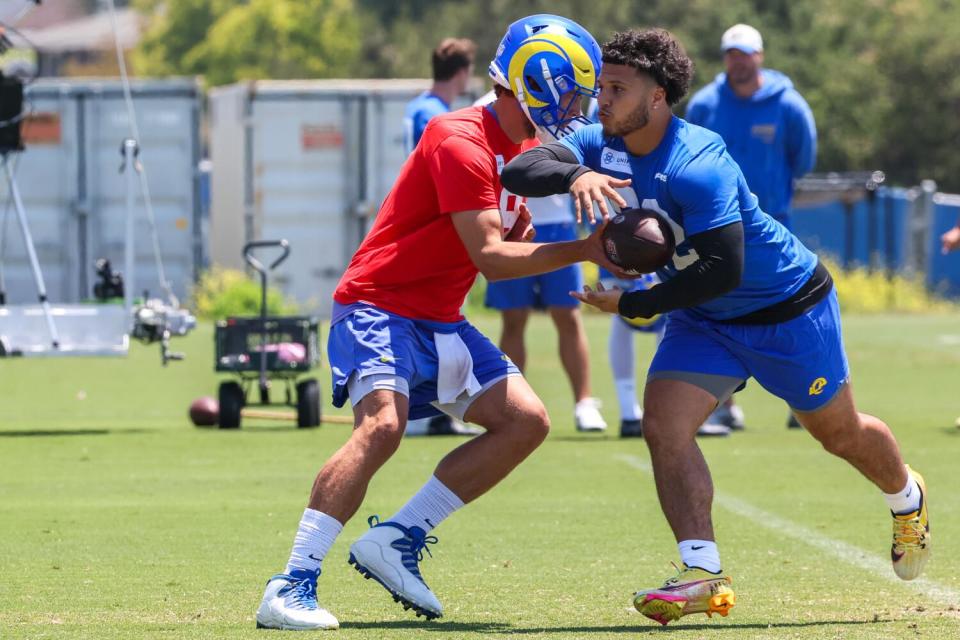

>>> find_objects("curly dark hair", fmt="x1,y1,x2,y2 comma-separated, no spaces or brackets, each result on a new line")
601,29,694,106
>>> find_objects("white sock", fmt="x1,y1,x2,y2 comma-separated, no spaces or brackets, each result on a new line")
615,380,642,421
678,539,722,574
884,471,922,514
284,508,343,575
388,475,464,533
608,317,640,420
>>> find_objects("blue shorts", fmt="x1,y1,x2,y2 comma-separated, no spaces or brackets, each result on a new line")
648,290,849,411
328,303,520,420
485,223,583,309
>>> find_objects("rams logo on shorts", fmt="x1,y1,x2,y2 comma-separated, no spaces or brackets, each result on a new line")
808,377,827,396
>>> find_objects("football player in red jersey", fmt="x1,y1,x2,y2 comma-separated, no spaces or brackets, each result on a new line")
255,15,628,631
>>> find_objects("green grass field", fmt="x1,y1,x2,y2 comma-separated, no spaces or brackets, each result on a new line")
1,312,959,639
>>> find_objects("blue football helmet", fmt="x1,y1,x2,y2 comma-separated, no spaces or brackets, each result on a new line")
488,14,602,140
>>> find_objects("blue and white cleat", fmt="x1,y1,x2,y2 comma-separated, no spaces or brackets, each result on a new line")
255,568,339,630
348,516,443,620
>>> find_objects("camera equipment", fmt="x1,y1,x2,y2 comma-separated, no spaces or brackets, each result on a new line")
0,71,24,152
0,75,58,348
132,295,197,366
92,258,125,301
0,1,198,363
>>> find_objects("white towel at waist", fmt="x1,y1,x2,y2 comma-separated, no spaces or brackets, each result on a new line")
434,331,482,404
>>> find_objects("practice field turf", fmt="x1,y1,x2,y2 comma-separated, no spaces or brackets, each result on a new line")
1,312,958,639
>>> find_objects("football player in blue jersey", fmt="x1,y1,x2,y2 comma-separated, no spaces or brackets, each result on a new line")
502,28,930,626
584,100,729,438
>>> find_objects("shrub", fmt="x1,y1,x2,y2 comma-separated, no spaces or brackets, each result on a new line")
191,267,299,320
822,257,954,313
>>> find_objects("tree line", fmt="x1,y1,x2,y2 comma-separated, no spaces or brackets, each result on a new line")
132,0,960,192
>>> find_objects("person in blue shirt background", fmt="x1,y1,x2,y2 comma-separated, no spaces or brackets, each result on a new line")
685,23,817,430
403,37,476,154
501,27,929,626
686,23,816,231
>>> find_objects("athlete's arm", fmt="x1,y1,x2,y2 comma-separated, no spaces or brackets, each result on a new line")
572,222,744,317
500,143,591,196
502,143,631,222
619,222,743,318
450,203,626,281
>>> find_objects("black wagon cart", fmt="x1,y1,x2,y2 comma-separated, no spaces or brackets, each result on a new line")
213,240,321,428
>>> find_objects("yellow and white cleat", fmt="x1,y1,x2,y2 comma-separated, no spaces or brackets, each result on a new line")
891,466,930,581
633,564,736,626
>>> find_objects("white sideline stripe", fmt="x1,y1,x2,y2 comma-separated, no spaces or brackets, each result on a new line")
615,454,960,607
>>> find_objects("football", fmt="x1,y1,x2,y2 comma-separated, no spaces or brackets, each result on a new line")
601,208,676,274
189,396,219,427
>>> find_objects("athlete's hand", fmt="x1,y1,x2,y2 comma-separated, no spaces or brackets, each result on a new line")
504,202,536,242
570,282,622,314
583,220,635,279
941,224,960,254
570,171,631,224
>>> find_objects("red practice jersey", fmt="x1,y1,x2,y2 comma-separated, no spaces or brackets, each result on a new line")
334,106,532,322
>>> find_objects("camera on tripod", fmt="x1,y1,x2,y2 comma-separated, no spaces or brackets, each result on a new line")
92,258,125,301
0,71,24,153
0,4,198,363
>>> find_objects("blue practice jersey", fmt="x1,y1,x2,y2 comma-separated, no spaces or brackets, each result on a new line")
403,92,451,155
559,116,818,321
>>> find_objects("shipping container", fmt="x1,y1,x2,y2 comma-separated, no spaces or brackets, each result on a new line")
209,79,478,318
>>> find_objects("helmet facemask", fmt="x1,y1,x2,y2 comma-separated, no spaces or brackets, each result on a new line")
511,51,597,141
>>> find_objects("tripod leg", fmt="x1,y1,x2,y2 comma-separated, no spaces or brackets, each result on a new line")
3,156,60,349
122,139,136,327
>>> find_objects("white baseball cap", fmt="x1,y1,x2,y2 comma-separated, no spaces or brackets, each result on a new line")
721,24,763,54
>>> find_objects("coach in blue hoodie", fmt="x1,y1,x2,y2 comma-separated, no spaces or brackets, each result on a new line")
686,24,817,230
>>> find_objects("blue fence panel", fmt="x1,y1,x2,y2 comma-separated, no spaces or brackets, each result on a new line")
792,199,852,263
927,198,960,295
792,188,910,270
883,191,911,271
